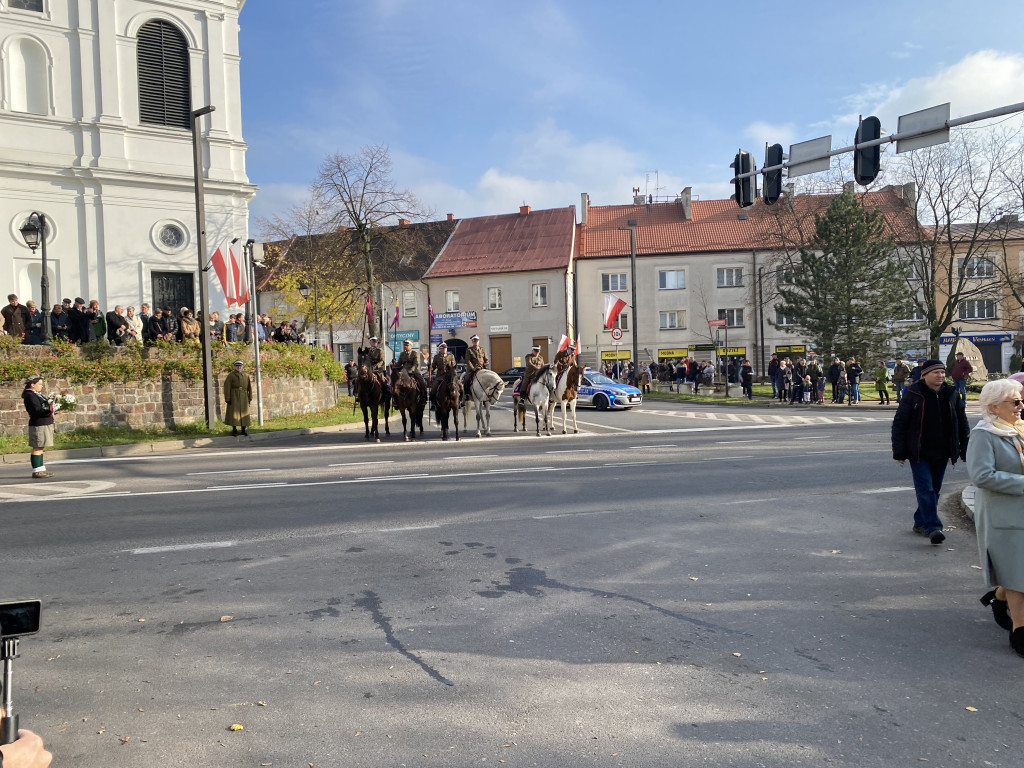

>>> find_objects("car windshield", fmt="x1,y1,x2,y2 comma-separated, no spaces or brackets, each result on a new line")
585,373,618,386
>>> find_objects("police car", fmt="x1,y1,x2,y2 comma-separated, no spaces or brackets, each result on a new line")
579,368,643,410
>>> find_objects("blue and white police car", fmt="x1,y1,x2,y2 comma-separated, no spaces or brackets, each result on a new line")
579,369,643,410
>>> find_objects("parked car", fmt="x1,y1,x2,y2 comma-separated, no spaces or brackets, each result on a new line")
578,370,643,410
499,366,525,384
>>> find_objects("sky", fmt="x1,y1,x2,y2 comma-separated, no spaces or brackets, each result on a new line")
238,0,1024,231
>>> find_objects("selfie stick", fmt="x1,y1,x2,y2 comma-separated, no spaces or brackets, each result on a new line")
1,637,19,745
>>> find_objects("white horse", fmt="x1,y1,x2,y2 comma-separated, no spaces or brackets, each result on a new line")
554,362,581,434
461,369,506,437
514,365,555,436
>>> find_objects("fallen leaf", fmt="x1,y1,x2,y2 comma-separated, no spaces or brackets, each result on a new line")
220,616,233,622
313,681,321,685
966,706,978,712
831,550,841,554
119,736,130,744
97,728,105,734
261,763,272,766
138,708,144,712
971,565,982,570
354,731,360,736
137,618,145,623
689,576,699,581
229,724,244,731
732,652,742,657
257,701,267,707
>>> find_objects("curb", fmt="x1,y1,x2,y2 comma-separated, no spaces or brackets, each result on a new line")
960,484,977,522
1,421,367,464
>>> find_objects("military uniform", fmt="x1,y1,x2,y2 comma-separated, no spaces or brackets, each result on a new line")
430,350,456,398
396,347,426,397
358,343,389,399
521,351,545,397
464,344,489,391
224,368,252,432
553,348,575,372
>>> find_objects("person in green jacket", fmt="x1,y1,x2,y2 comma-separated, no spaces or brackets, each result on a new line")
224,360,252,436
874,360,891,405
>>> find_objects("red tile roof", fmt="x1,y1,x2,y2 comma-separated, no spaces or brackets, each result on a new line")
426,207,575,277
578,186,920,258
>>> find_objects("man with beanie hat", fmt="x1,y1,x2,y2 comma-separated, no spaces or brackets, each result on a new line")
891,359,970,545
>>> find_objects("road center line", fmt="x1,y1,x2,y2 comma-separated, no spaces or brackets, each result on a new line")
702,455,754,461
128,540,236,554
443,455,498,460
794,435,832,440
355,474,430,481
546,449,593,454
187,468,271,476
329,460,395,467
858,486,914,494
715,440,760,444
627,444,677,449
206,482,288,491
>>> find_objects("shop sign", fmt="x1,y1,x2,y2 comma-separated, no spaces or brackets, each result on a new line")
432,311,477,329
658,348,688,358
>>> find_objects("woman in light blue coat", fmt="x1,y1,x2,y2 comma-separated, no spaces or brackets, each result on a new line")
966,378,1024,656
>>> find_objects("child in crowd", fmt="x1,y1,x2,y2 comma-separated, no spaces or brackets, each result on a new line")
816,373,826,404
802,375,812,404
837,368,849,404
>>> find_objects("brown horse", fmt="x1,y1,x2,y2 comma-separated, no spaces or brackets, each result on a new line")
356,362,391,442
390,366,425,441
433,366,461,441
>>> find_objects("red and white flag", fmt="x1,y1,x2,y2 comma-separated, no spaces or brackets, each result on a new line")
557,334,569,352
603,294,627,329
210,242,249,307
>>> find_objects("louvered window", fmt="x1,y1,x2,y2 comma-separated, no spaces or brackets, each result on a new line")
137,20,190,128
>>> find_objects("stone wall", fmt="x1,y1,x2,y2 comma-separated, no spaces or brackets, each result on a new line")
0,375,340,436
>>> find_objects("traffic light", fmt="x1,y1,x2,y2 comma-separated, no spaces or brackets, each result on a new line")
854,116,882,186
731,151,756,208
762,143,784,205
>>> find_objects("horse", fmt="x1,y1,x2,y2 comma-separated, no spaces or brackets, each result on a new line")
355,362,391,442
390,366,425,441
553,361,581,434
514,365,555,436
461,369,506,437
433,366,461,441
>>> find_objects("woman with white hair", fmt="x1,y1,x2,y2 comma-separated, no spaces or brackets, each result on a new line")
967,377,1024,654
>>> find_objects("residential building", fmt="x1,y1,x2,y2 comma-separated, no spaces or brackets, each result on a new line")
1,0,253,315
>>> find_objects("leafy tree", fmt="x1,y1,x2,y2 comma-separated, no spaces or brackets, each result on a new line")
771,189,914,361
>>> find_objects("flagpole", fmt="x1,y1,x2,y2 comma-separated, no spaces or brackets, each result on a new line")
191,105,217,431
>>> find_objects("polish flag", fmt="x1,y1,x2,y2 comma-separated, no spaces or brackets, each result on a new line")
557,334,569,352
210,242,249,307
365,294,374,323
603,294,627,329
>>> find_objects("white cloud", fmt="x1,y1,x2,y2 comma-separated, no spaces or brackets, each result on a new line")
248,183,312,234
745,121,798,151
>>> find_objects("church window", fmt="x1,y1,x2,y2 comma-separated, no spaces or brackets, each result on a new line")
137,20,191,128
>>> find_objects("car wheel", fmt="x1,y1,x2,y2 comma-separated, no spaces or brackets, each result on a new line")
594,393,609,411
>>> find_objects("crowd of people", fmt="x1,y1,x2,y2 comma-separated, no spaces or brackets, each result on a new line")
1,293,309,347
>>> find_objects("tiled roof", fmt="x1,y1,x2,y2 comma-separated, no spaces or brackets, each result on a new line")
578,186,920,258
425,207,575,278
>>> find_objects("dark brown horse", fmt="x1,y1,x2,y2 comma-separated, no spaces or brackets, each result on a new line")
356,362,391,442
390,365,425,441
433,365,461,441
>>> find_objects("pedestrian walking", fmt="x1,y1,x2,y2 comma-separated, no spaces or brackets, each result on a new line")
891,357,910,404
891,359,970,546
951,351,973,406
22,374,54,478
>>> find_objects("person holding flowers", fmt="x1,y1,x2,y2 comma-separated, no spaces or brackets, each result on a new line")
22,374,54,479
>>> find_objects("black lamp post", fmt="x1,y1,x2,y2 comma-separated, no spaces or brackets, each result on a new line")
18,212,51,343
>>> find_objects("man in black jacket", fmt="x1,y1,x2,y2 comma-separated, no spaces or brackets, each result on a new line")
891,359,970,545
67,297,90,343
106,305,128,346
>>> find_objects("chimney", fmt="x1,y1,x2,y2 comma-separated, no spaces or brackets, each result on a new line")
678,187,692,220
901,182,917,210
580,192,589,226
519,205,531,216
447,213,454,221
399,219,410,227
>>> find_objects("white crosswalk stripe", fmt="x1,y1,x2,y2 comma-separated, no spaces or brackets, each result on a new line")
639,408,885,426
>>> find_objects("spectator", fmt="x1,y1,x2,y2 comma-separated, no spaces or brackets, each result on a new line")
87,299,104,342
125,306,142,343
208,310,224,342
224,314,239,342
50,303,68,341
179,309,201,344
2,293,31,338
288,319,300,343
816,373,826,404
767,353,780,398
23,374,54,479
740,359,753,399
67,297,90,343
801,374,813,404
105,305,128,346
909,358,926,385
891,359,970,546
236,313,250,343
874,360,891,405
891,356,911,403
776,358,790,402
638,362,651,393
345,359,358,396
161,307,177,340
146,307,164,342
847,357,863,404
951,351,973,405
139,302,151,331
274,320,291,343
24,300,44,345
837,367,849,404
255,314,266,341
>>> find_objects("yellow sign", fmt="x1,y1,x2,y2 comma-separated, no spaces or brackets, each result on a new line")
720,347,747,356
776,345,806,354
658,348,688,358
601,350,631,360
513,356,522,367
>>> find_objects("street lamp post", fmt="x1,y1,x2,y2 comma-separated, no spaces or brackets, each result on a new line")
191,104,217,430
618,219,639,376
246,239,264,426
18,212,51,343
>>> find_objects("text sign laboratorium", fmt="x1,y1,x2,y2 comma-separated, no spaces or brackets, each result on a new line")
431,311,478,330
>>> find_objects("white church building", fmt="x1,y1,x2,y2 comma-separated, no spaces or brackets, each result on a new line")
0,0,254,316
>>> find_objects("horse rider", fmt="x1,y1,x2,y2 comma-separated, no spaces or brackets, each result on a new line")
395,338,427,399
520,345,545,405
359,336,389,396
463,334,489,392
429,341,457,400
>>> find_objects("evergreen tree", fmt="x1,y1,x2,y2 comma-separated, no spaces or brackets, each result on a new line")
772,190,914,361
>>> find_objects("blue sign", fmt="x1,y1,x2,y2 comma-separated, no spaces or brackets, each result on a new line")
940,332,1012,344
430,333,443,343
432,311,478,330
389,329,420,343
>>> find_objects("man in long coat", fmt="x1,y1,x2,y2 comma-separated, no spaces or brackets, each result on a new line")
429,341,456,400
395,338,426,399
463,334,489,392
224,360,252,436
521,345,544,400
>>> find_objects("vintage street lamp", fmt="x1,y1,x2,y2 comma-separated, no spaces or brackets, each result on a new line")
18,212,51,343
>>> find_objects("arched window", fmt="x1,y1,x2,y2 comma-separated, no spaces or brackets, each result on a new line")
8,37,48,115
136,20,190,128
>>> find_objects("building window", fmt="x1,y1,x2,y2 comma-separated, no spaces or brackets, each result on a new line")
137,20,191,129
717,267,743,287
775,310,792,326
602,273,627,292
616,312,628,331
9,0,44,11
897,308,924,322
532,283,548,308
659,311,684,329
907,263,922,280
777,267,796,285
445,290,459,312
658,270,685,290
959,257,996,279
8,37,48,115
487,287,502,310
718,308,744,327
402,290,417,317
958,299,996,320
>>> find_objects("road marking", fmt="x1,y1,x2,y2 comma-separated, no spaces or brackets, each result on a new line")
702,455,753,461
487,466,556,473
0,480,118,501
858,486,914,494
442,455,498,460
720,497,775,505
570,418,635,432
546,449,593,454
355,474,430,481
129,540,236,554
187,468,272,476
375,524,439,532
628,444,677,449
715,440,760,444
329,460,395,467
817,449,858,454
794,435,832,440
534,509,618,520
206,482,288,491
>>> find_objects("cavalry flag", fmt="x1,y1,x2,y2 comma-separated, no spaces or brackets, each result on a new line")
603,293,627,329
557,334,569,352
389,297,400,330
365,293,373,323
210,241,249,307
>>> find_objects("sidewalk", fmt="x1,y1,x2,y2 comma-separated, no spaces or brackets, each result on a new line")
0,421,366,465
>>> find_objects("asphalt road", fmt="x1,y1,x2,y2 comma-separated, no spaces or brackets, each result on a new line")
2,399,1018,767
